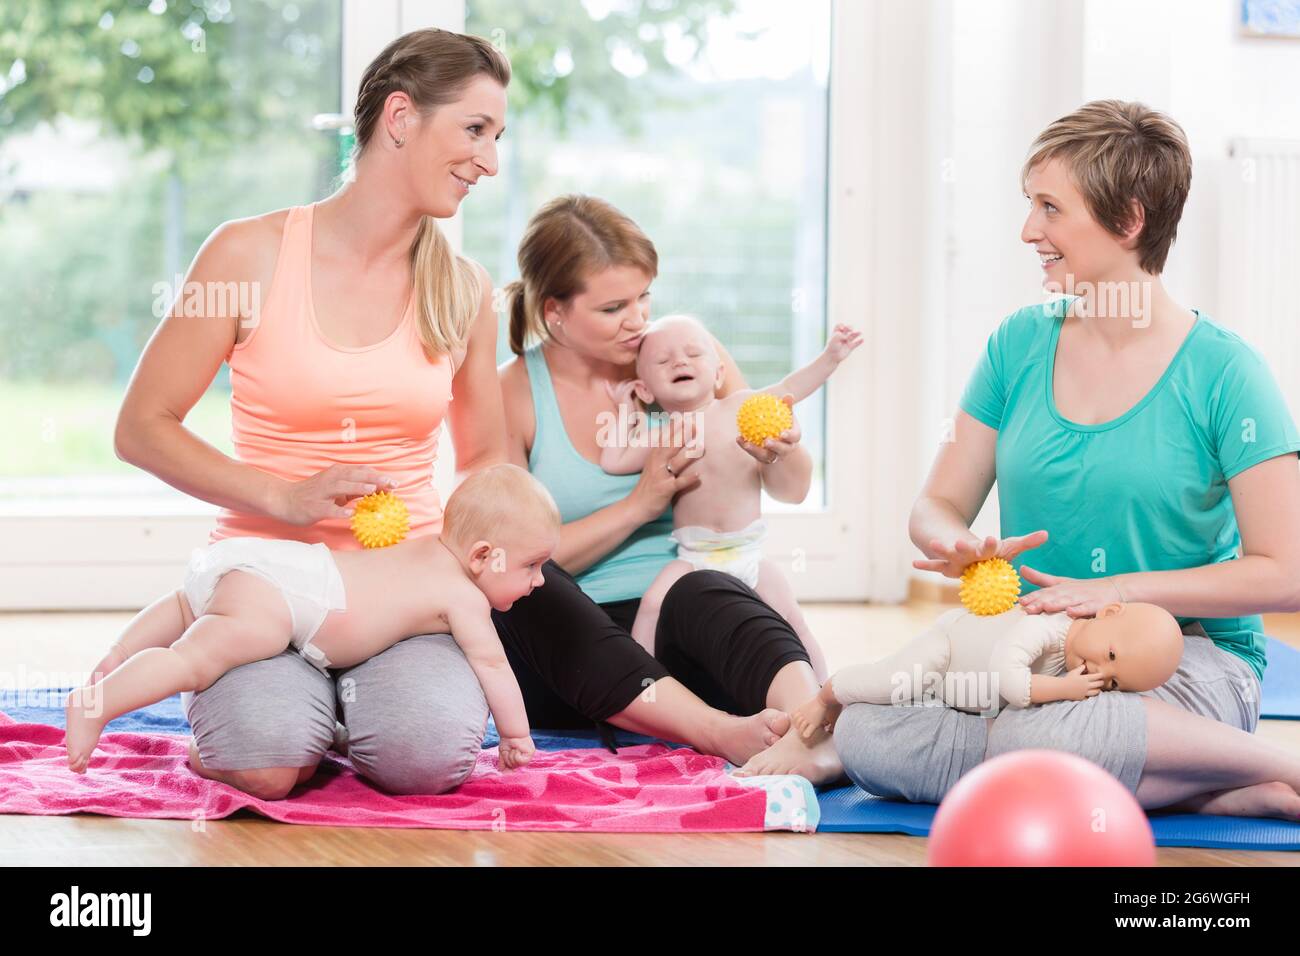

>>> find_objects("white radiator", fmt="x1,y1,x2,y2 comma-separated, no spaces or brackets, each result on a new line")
1220,138,1300,423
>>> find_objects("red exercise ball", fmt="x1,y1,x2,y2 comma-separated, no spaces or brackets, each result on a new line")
928,749,1155,867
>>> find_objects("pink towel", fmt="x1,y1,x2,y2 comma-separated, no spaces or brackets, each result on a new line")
0,718,815,832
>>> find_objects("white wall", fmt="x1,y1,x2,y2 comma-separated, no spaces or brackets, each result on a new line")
939,0,1088,543
1079,0,1300,324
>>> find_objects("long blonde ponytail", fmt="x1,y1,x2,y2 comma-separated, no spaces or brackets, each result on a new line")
351,28,510,360
410,216,482,358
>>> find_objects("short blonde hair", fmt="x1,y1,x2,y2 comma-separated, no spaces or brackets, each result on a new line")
1022,99,1192,274
440,464,561,548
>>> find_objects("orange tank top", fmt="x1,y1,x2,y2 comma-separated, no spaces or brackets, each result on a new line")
210,203,454,549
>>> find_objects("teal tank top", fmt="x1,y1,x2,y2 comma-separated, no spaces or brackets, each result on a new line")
523,345,676,604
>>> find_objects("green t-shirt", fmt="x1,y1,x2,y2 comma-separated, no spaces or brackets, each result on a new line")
959,298,1300,681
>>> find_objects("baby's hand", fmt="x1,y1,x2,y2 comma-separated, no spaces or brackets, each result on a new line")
498,735,536,771
825,324,864,363
1061,664,1105,701
603,378,641,407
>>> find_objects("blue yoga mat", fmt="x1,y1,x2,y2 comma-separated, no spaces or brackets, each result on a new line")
815,784,1300,851
1262,637,1300,720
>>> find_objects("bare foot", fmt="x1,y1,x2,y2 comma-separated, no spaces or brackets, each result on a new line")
706,708,792,766
64,687,109,773
1175,781,1300,821
733,724,846,787
791,695,841,740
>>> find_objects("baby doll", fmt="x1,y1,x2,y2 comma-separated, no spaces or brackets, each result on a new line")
600,314,863,681
65,464,558,776
790,601,1185,738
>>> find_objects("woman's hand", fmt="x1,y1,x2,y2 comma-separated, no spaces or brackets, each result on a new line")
912,530,1049,579
1017,566,1125,617
736,394,802,465
627,441,703,522
272,464,399,526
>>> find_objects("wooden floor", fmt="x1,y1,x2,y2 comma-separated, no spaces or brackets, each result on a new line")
3,601,1299,866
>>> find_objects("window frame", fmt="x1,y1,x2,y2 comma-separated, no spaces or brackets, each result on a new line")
0,0,876,609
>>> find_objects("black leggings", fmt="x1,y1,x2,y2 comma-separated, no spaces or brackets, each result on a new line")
490,560,809,741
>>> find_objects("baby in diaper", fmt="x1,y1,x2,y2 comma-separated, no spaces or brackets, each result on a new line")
65,464,560,776
600,314,862,681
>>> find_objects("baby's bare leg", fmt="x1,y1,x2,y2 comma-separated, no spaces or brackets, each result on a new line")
65,572,291,773
630,560,694,655
88,589,195,683
754,560,830,683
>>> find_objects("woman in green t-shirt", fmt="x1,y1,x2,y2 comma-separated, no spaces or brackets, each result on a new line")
833,100,1300,819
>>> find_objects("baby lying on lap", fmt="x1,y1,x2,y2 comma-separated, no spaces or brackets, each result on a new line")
66,464,560,776
791,601,1185,738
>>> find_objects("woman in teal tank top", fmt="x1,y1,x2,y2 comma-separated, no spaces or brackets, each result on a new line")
491,195,844,784
518,342,677,604
835,101,1300,818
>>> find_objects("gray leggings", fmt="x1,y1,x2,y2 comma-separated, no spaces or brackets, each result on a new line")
832,628,1262,804
180,632,488,795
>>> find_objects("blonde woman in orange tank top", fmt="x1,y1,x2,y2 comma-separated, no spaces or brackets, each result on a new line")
111,30,513,800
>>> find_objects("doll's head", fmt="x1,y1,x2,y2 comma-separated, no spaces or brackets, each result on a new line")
440,464,561,611
631,314,723,412
1064,602,1183,692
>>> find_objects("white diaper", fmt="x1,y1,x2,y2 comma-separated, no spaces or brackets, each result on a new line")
182,538,348,674
670,518,768,589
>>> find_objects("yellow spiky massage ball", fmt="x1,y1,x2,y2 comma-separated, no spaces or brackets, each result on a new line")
736,393,794,447
351,490,410,549
960,558,1022,616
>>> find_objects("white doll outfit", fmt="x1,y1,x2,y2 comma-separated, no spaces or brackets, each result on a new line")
182,538,347,673
670,518,768,589
831,607,1072,716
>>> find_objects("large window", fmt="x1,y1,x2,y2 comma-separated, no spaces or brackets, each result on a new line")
463,0,832,508
0,0,343,514
0,1,865,608
1,1,830,512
